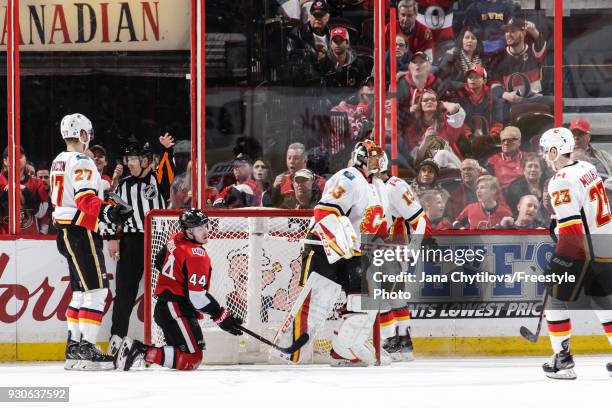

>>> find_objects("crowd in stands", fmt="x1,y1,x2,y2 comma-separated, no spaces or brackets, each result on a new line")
2,1,610,234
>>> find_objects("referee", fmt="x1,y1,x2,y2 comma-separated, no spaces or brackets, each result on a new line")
107,134,175,354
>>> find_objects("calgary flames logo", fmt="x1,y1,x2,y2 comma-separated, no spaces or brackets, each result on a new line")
360,205,386,235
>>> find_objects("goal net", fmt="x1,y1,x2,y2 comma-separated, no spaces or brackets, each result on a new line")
144,208,378,364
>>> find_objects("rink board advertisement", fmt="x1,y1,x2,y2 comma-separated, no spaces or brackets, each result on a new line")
0,0,191,52
0,234,609,361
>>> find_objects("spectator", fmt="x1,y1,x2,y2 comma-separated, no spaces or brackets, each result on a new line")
489,18,551,123
397,52,445,135
386,0,434,61
87,144,112,192
404,88,466,163
504,153,547,217
420,188,452,230
569,118,612,178
453,174,512,229
279,169,321,209
499,194,544,229
447,158,482,219
213,154,261,208
386,35,412,83
411,159,442,197
486,126,526,188
0,146,49,234
287,0,331,60
420,136,462,170
169,140,193,209
331,76,375,140
254,159,273,207
285,1,331,85
319,27,369,95
463,0,515,57
270,143,326,207
36,169,55,235
437,26,485,95
453,65,504,144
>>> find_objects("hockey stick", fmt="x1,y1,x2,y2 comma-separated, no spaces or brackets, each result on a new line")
238,324,310,354
520,285,550,343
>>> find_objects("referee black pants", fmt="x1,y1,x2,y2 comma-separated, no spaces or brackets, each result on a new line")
110,233,144,338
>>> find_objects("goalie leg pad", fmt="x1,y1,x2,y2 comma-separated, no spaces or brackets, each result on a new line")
272,272,342,363
331,311,378,365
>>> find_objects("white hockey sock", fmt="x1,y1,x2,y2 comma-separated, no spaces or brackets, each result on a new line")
79,288,108,344
66,291,83,342
545,308,571,353
594,309,612,346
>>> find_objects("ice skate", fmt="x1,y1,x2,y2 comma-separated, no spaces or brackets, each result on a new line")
64,332,81,370
115,337,147,371
76,340,115,371
542,349,576,380
397,332,415,362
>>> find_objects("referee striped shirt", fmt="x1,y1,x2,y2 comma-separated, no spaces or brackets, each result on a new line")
115,173,167,233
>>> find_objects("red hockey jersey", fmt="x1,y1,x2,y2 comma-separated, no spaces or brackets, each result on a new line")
155,231,212,299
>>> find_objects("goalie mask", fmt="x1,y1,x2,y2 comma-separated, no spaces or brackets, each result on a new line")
61,113,94,148
351,140,384,175
539,127,574,166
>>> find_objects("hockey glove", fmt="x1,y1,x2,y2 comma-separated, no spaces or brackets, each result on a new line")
101,203,134,226
213,308,243,336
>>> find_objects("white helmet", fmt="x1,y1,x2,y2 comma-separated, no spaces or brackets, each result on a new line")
61,114,94,145
539,127,574,160
351,140,384,175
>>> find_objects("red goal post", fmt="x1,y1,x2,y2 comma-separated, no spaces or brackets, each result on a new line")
143,208,380,364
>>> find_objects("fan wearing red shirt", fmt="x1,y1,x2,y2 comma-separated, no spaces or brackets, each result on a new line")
486,126,527,189
0,145,49,235
453,175,512,229
386,0,434,60
115,209,243,371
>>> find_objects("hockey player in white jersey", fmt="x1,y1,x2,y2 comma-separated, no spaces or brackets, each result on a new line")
375,153,432,361
539,127,612,379
296,140,388,366
51,113,133,370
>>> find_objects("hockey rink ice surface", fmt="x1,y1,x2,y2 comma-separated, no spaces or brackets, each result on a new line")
1,356,610,408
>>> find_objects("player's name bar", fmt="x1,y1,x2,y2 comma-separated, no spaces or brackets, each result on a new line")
0,387,69,402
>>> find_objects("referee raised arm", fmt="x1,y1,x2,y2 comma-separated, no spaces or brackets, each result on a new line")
107,134,175,354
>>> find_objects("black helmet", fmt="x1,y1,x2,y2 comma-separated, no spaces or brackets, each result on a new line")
124,142,153,158
180,208,209,231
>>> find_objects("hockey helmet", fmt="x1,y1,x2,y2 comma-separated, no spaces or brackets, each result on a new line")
379,151,389,173
180,208,209,232
124,142,153,161
351,140,384,174
539,127,574,161
61,113,94,144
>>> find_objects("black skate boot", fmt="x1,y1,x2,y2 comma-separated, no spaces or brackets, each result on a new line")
607,362,611,378
77,340,115,371
64,331,81,370
397,330,415,362
115,337,147,371
542,340,576,380
383,334,403,362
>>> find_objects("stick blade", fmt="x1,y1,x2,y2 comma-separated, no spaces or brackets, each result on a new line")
280,333,310,354
519,326,538,343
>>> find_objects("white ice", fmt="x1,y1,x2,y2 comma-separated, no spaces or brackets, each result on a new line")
1,356,610,408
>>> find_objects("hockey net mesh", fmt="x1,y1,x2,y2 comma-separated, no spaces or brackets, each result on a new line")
146,212,343,361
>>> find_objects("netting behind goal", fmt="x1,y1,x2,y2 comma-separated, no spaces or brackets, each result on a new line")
144,209,354,364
